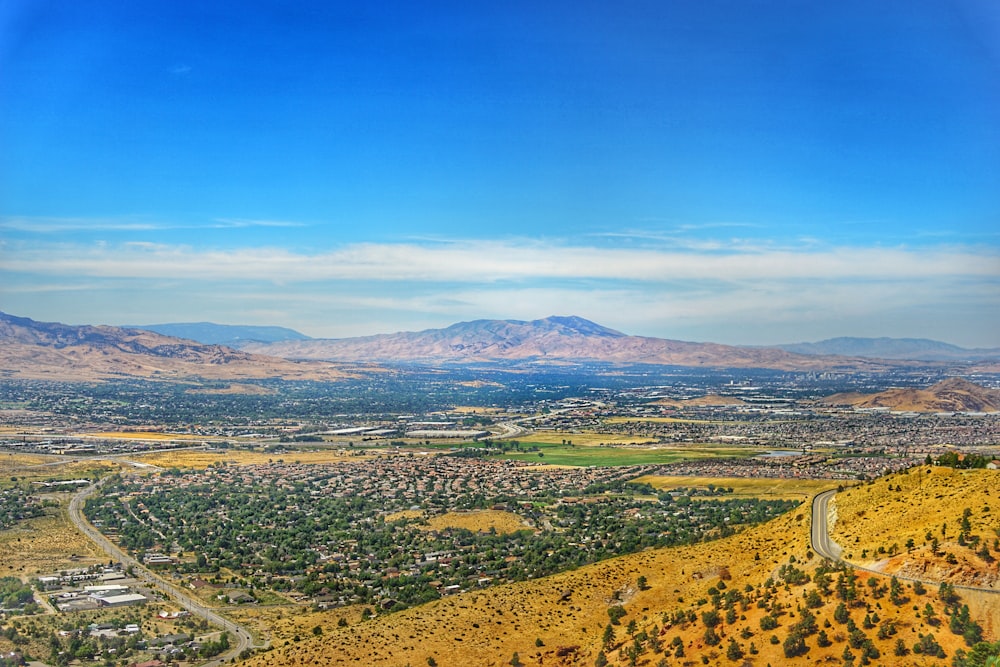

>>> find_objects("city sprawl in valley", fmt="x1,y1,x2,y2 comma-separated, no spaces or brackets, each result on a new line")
1,314,999,666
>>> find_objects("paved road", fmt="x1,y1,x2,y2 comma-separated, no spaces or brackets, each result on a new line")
69,479,265,666
810,489,843,561
492,402,602,440
810,488,999,598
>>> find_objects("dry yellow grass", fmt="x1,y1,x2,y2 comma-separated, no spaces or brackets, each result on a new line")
230,603,375,645
0,455,118,483
831,466,1000,642
130,448,372,469
831,467,999,581
421,510,530,534
0,494,105,576
635,474,841,500
0,451,54,469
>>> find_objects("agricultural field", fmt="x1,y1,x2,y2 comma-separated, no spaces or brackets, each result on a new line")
0,452,54,469
0,455,116,485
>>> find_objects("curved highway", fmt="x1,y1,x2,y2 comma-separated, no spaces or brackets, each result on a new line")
810,489,843,561
809,487,999,599
69,479,265,666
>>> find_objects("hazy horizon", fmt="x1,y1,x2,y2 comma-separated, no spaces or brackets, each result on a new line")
2,1,998,347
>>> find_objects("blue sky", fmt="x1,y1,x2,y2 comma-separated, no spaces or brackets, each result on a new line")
2,1,998,346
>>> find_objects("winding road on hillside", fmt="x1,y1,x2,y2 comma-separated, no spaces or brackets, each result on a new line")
810,488,999,597
810,489,843,561
69,478,265,666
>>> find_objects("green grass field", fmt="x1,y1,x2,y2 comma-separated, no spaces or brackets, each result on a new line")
490,442,755,467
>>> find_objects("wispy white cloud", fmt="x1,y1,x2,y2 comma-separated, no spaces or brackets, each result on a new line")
0,216,309,233
3,239,997,283
0,216,164,233
0,282,102,294
3,238,997,345
210,218,308,229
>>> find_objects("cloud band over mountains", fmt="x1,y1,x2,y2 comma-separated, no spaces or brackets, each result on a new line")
2,237,997,347
5,239,997,283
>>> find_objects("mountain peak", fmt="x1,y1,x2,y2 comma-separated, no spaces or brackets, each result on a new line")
239,315,900,371
531,316,625,338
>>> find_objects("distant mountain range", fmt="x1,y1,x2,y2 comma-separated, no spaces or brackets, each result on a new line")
0,312,351,382
4,312,999,382
240,315,888,371
777,337,1000,361
129,322,311,347
820,377,1000,413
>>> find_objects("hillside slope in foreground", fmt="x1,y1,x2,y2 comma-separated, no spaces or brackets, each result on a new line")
242,470,999,667
832,466,1000,591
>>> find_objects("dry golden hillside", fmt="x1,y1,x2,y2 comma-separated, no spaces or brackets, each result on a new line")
822,377,1000,412
831,467,1000,590
0,312,361,382
240,473,999,667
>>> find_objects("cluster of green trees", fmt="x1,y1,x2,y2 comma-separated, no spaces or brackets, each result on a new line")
45,627,145,666
0,578,36,615
953,641,1000,667
934,452,996,469
0,487,46,531
25,618,227,667
85,464,797,612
